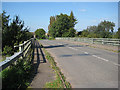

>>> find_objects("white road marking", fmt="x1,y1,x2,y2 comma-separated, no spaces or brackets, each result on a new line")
92,55,97,57
84,52,89,54
62,45,119,66
111,62,120,67
92,55,109,62
68,47,77,50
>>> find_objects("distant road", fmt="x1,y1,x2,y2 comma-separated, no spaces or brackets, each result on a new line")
39,40,118,88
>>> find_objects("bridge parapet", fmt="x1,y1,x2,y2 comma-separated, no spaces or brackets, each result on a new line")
56,37,120,46
0,38,35,72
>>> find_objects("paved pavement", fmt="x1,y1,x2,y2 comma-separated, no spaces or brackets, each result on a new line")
29,40,55,88
39,40,118,88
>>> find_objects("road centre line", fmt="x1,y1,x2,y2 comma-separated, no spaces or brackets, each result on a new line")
92,55,109,62
113,63,120,66
64,46,119,66
84,52,89,54
68,47,78,50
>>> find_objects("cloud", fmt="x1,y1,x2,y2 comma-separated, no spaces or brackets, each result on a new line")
80,9,87,12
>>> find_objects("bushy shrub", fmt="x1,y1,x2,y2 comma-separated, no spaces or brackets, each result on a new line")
2,46,14,56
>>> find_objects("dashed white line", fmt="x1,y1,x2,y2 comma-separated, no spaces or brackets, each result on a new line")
110,62,120,67
92,55,109,62
65,46,119,66
92,55,97,57
68,47,77,50
84,52,89,54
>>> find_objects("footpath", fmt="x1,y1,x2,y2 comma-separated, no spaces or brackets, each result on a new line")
29,40,55,88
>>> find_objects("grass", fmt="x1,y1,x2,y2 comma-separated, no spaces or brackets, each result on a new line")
42,46,71,88
45,73,64,88
48,37,55,40
36,38,44,40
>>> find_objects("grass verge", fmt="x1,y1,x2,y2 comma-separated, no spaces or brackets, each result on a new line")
41,45,71,88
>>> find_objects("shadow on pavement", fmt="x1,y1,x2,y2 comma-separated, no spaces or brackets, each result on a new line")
27,40,47,88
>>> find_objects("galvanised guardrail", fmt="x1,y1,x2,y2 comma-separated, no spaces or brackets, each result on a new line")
0,38,35,72
56,37,120,46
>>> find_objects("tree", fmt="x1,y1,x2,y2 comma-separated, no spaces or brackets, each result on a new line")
81,20,115,38
48,11,77,38
2,11,33,55
77,31,82,36
114,28,120,39
2,11,10,49
81,30,89,37
99,20,115,33
2,11,10,30
35,28,46,39
62,28,76,37
48,16,56,31
97,21,115,38
69,11,77,28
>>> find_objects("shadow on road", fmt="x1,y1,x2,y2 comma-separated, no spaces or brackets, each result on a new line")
68,45,84,47
44,44,68,49
60,54,93,57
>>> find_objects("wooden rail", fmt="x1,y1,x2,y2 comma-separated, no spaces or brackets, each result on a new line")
0,38,35,72
56,37,120,46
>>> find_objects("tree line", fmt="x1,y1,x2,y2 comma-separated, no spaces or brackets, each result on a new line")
77,20,120,38
1,11,33,56
47,11,120,39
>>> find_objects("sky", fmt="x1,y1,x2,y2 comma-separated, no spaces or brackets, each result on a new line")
2,2,118,32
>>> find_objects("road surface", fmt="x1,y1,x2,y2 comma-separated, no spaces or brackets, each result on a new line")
39,40,118,88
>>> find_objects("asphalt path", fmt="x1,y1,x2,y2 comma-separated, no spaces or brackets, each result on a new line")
39,40,118,88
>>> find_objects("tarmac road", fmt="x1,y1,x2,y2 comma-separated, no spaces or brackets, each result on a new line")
39,40,118,88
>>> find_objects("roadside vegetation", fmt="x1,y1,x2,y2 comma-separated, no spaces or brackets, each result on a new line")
0,11,34,89
1,48,33,89
1,11,33,57
35,28,46,39
77,21,120,38
42,46,71,88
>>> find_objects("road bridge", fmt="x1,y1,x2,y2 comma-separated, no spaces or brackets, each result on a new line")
40,39,119,88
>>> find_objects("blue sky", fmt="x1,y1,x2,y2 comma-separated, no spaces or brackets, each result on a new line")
2,2,118,32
